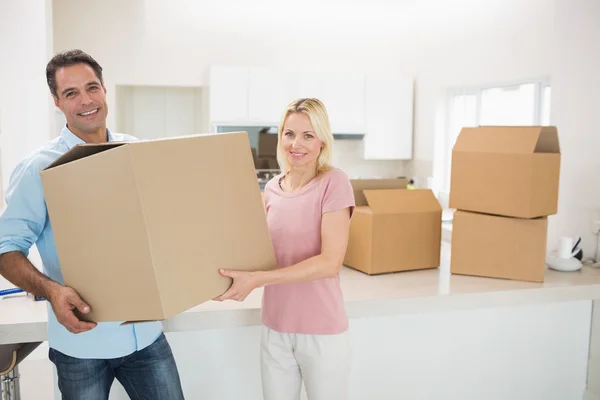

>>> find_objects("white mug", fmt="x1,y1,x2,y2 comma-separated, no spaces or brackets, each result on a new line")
558,236,574,259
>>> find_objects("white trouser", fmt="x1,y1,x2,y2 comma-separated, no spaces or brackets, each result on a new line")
260,325,352,400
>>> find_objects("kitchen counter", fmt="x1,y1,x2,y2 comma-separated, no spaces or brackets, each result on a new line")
2,241,600,345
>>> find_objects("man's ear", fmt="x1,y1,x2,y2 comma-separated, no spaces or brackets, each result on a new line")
53,95,60,108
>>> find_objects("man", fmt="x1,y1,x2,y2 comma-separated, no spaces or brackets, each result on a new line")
0,50,185,399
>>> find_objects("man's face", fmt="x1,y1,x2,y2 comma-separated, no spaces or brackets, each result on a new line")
53,63,108,137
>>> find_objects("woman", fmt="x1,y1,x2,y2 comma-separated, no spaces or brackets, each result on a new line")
214,98,355,400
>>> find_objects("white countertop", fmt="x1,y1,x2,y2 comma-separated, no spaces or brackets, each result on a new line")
2,242,600,345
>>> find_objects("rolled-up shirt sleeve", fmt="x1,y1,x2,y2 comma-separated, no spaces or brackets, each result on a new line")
0,164,46,257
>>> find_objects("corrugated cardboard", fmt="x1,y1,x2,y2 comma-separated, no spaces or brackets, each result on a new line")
344,185,442,275
40,132,276,323
251,147,258,166
450,210,547,282
349,178,408,206
449,126,561,218
258,133,278,157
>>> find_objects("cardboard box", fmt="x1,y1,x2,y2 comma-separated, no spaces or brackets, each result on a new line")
349,178,408,206
344,184,442,275
40,132,276,323
449,126,561,218
450,210,548,282
258,133,278,157
255,156,279,170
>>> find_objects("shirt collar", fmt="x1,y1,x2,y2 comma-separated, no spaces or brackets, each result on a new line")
60,125,114,149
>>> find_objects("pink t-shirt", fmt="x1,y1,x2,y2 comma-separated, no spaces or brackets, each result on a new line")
261,168,355,335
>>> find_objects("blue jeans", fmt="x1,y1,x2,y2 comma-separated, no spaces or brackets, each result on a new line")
49,333,185,400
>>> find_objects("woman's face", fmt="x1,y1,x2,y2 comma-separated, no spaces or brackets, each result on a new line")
281,112,323,170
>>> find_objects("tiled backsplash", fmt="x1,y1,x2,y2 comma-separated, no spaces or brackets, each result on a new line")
332,139,409,179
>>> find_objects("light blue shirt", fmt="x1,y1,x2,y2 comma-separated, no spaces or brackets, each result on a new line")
0,126,163,359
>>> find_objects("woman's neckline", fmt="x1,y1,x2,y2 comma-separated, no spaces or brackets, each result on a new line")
276,170,323,197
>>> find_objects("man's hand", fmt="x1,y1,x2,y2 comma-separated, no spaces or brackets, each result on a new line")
47,285,97,334
213,269,262,302
0,252,97,333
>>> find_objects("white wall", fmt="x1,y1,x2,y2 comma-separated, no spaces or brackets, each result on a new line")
0,0,55,194
0,0,54,290
52,0,554,182
549,0,600,262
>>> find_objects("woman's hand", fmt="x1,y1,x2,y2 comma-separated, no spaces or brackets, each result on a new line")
213,269,262,302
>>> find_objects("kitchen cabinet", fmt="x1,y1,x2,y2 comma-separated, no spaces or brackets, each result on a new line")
165,88,198,135
364,74,413,160
286,71,365,134
248,67,288,124
322,72,366,134
210,66,366,134
208,66,414,160
286,71,328,105
131,87,166,139
209,66,249,123
116,86,203,140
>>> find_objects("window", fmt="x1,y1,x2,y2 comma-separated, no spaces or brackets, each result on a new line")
438,80,551,198
444,94,477,196
480,83,537,125
541,85,551,125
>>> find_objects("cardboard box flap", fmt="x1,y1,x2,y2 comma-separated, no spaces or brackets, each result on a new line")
534,127,560,153
453,126,559,154
363,189,442,213
350,179,409,206
45,142,126,170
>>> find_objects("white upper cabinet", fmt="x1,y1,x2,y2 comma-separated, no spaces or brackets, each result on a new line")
209,66,249,123
248,67,289,124
116,86,203,140
285,71,365,134
208,66,414,160
286,71,327,101
364,74,414,160
321,72,366,134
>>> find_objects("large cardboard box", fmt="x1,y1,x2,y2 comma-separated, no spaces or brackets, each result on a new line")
40,132,276,323
344,184,442,275
449,126,561,218
450,211,548,282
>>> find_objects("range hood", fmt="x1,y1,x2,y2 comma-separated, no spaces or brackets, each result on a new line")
332,133,364,140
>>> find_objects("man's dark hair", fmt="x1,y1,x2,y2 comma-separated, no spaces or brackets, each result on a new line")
46,49,103,98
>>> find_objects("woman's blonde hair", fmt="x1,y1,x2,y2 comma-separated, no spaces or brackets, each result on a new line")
276,98,334,175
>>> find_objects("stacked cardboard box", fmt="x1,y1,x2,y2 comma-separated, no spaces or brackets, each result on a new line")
344,179,443,274
255,133,279,169
40,132,276,323
449,126,561,282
